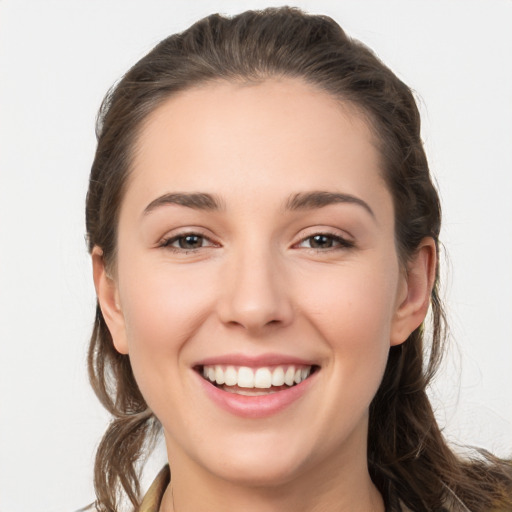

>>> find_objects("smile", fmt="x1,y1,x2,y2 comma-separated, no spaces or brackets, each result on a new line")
201,364,313,394
194,356,320,417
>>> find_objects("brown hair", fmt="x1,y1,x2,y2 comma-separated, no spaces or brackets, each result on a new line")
85,7,512,511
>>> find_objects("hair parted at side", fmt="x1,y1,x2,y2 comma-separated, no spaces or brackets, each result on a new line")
85,7,512,512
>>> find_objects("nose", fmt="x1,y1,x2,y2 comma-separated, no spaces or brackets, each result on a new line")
217,246,294,335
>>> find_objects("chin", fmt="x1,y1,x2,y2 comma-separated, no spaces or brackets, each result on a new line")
189,428,322,489
208,453,305,488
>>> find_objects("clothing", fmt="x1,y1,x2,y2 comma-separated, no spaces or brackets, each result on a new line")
138,465,409,511
139,465,170,512
138,465,477,512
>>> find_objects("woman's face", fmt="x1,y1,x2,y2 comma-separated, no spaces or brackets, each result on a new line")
96,78,429,487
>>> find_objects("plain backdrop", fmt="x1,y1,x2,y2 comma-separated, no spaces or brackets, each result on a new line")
1,1,511,511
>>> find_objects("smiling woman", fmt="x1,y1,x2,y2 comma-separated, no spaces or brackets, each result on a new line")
84,7,511,512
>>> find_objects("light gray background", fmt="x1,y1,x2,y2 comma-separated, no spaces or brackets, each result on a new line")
1,1,511,511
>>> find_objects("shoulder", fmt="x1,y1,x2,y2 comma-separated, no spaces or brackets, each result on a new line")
139,465,171,512
73,465,171,512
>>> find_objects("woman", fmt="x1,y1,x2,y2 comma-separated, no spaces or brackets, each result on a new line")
85,7,511,512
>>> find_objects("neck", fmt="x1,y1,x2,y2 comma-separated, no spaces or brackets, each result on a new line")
161,471,383,512
159,443,384,512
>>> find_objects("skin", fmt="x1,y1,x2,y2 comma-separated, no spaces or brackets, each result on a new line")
93,78,435,512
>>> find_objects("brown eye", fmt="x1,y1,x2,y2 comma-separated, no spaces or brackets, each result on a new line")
161,233,212,251
297,233,354,251
309,234,335,249
178,234,204,249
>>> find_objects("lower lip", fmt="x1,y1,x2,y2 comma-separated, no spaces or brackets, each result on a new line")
196,370,317,418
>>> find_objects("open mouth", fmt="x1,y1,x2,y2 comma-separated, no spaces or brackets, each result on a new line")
196,364,319,396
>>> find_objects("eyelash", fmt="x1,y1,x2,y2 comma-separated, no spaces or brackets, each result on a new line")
159,231,354,253
295,233,354,251
159,232,216,252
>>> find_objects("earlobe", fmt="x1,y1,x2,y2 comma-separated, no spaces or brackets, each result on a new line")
91,247,129,355
390,238,437,346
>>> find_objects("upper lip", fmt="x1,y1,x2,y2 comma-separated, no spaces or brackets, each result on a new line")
193,353,319,368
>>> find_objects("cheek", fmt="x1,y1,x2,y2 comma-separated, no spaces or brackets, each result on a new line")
121,257,214,335
117,259,216,395
298,263,398,434
300,262,398,342
297,260,399,385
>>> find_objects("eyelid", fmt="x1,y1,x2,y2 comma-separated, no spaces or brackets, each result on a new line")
293,228,355,250
158,228,220,251
156,226,354,252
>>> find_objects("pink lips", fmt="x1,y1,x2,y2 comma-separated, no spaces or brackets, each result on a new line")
193,353,318,418
195,353,316,368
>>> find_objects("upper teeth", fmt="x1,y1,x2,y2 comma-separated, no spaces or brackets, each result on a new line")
202,365,312,389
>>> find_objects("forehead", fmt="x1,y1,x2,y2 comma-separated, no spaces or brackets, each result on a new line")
126,78,389,216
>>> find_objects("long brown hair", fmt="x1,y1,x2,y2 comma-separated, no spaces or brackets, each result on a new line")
85,7,512,511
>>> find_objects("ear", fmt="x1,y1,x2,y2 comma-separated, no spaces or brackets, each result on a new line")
91,246,129,355
390,238,437,346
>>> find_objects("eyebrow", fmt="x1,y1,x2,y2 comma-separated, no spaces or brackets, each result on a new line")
143,192,224,215
142,190,375,219
285,191,375,219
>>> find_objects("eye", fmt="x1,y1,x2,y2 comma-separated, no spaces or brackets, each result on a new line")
297,233,354,250
160,233,215,251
